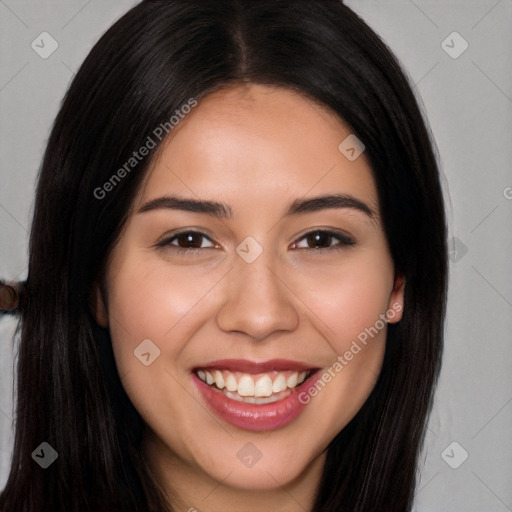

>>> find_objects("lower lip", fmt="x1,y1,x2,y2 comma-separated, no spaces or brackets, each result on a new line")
192,372,319,431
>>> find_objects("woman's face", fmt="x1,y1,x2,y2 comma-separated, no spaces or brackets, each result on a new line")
95,84,404,495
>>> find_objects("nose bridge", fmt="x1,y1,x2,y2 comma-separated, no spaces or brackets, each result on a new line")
240,255,280,300
233,233,280,292
233,249,285,310
215,247,299,339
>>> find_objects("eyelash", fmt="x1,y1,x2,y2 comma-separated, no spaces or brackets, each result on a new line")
155,229,355,255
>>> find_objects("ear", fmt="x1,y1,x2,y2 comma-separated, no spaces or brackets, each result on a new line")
90,281,109,328
386,271,405,324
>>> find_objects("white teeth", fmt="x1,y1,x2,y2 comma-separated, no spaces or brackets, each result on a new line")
196,368,312,399
287,372,298,388
272,374,287,393
238,375,255,397
254,395,280,404
224,390,281,405
225,374,238,392
214,370,225,389
254,375,273,397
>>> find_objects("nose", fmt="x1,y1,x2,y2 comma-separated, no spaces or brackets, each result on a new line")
215,254,299,341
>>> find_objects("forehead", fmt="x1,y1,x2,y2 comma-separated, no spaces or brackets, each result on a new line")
135,84,378,214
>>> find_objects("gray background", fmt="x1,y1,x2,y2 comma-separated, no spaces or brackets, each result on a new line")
1,1,511,510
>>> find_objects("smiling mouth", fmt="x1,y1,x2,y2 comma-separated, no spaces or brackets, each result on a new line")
194,368,316,405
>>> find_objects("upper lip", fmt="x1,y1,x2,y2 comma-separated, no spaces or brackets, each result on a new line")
193,359,318,374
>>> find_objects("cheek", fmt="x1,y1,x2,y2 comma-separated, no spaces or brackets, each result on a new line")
104,253,217,437
105,253,218,367
297,255,394,350
291,255,393,427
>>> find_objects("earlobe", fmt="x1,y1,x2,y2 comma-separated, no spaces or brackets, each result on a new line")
91,282,109,328
387,272,405,324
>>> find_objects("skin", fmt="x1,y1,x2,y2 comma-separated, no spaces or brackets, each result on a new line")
94,84,404,512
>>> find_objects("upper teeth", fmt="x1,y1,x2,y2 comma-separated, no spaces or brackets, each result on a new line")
196,369,308,397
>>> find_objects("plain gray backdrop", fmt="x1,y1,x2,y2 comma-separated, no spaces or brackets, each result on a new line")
1,1,511,510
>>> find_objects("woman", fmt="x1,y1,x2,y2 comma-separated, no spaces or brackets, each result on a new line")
0,1,448,511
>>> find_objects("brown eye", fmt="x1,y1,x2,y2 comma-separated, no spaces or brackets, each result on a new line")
156,231,217,253
292,230,355,251
305,231,334,249
173,232,207,248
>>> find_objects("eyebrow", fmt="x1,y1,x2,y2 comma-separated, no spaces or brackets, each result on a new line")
137,193,376,219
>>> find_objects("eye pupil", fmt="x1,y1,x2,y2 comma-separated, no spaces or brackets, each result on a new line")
308,231,331,248
178,233,202,248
